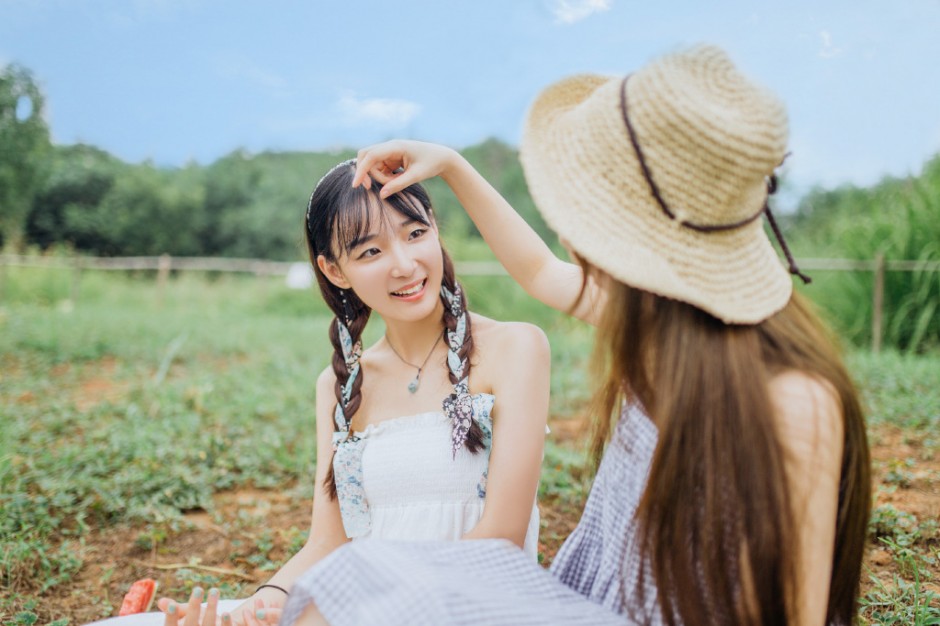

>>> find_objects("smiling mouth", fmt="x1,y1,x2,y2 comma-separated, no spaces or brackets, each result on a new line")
391,278,427,297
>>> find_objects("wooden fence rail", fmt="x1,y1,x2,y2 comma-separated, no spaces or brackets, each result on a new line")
2,253,939,353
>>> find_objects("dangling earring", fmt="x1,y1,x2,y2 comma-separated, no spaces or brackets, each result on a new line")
340,289,353,326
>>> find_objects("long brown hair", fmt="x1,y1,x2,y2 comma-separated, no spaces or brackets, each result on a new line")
588,277,870,625
304,162,485,499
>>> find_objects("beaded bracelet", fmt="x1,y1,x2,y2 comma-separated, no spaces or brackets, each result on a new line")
255,583,289,596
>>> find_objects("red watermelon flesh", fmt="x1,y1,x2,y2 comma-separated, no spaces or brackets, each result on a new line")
118,579,158,616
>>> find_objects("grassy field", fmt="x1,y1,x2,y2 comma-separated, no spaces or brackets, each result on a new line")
1,266,938,624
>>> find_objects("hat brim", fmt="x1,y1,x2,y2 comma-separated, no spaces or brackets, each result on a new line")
520,73,792,324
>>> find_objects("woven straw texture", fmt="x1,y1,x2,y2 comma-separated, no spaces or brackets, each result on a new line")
521,44,793,324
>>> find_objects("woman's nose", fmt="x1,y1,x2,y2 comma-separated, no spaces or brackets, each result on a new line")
388,240,417,277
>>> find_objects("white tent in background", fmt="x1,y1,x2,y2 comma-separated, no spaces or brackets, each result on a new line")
285,262,314,290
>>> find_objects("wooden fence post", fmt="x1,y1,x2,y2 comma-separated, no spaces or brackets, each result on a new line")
872,252,885,353
157,254,171,305
71,256,83,304
0,256,6,304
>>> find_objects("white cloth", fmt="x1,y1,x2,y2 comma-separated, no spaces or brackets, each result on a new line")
351,403,540,558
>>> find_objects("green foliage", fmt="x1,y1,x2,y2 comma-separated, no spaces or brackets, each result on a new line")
847,351,940,430
0,269,938,620
860,539,940,625
0,64,51,249
23,140,556,263
0,270,324,605
539,441,591,503
790,156,940,352
25,145,122,250
0,267,572,605
201,149,357,260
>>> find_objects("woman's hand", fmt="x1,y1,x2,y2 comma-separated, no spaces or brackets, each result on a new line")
158,587,223,626
157,588,281,626
235,597,283,626
353,140,459,198
223,591,287,626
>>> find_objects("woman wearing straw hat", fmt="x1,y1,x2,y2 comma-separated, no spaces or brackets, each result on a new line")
275,44,871,626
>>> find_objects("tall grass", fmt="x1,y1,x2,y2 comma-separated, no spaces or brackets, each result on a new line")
790,157,940,352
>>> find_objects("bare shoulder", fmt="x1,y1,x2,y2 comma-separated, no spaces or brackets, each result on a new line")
469,313,550,358
467,314,550,393
769,370,843,461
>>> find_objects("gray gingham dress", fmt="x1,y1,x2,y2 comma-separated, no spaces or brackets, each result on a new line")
281,403,663,625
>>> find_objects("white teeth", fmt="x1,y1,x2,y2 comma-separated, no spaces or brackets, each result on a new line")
393,280,424,297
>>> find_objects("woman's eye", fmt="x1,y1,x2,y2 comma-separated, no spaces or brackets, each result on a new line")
409,228,428,240
358,247,381,259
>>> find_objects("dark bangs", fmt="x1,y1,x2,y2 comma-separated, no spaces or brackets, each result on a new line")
306,162,433,262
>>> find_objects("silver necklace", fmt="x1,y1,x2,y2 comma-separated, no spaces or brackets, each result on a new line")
385,332,444,394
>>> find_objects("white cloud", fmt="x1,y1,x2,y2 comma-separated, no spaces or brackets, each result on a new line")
337,92,421,128
818,30,845,59
549,0,611,24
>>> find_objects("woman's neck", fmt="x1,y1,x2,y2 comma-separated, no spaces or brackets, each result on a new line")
381,300,447,363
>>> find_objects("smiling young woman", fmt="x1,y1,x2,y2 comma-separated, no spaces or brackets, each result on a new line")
146,159,551,626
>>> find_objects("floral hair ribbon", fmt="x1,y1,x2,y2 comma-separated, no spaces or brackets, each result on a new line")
441,284,474,458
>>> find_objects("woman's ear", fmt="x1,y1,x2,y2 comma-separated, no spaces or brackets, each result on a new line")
317,255,351,289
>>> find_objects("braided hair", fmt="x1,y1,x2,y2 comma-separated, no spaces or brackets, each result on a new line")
305,160,482,498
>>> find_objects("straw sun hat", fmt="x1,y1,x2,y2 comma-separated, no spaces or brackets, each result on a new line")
521,44,809,324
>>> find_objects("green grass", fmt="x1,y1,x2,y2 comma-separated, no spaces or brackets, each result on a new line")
1,266,938,623
0,266,591,619
849,351,940,430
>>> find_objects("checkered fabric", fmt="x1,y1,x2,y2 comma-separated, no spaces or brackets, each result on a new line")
281,404,662,625
550,402,662,622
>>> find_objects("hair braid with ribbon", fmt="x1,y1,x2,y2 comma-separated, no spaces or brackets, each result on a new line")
322,290,370,497
440,251,485,458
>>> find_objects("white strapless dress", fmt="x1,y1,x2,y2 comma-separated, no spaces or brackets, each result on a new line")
350,397,541,557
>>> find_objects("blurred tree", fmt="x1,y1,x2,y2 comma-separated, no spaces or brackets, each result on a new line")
202,150,262,255
63,162,206,256
26,144,122,250
0,64,51,249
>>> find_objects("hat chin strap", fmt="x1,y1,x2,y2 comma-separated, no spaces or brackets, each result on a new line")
618,76,811,285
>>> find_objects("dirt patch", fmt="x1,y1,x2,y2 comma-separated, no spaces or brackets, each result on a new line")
548,414,592,446
70,357,129,412
44,488,313,624
866,423,940,598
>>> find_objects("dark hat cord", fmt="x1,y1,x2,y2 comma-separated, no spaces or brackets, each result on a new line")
618,76,811,285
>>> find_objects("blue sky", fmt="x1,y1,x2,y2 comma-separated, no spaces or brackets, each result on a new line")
2,0,939,203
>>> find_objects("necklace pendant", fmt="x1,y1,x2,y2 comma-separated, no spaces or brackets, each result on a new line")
408,376,419,394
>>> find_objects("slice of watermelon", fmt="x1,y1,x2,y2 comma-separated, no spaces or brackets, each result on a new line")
118,579,158,616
